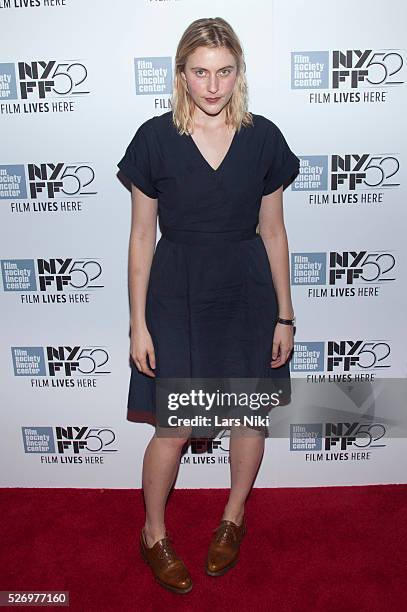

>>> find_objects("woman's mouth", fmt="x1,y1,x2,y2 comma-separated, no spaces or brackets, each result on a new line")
205,97,221,104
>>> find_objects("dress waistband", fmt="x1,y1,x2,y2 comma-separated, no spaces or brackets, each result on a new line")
160,226,258,245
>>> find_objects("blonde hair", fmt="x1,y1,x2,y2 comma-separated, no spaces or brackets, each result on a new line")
170,17,253,135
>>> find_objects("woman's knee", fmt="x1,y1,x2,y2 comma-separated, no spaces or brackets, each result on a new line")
230,424,266,438
154,424,192,447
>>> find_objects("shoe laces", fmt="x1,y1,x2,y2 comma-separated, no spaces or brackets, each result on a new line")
157,535,178,564
213,521,238,544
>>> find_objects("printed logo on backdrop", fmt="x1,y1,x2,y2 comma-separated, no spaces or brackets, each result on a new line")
0,163,97,214
180,430,230,465
291,250,396,298
134,57,172,102
22,426,117,465
11,346,110,388
0,59,90,115
291,49,406,103
289,422,386,463
1,258,103,303
293,154,400,207
291,340,391,380
0,1,70,10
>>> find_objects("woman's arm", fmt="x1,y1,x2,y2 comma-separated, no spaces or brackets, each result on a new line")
258,185,294,367
258,185,294,320
128,183,158,329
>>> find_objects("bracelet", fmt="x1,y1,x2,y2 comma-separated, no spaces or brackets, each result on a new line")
277,316,296,326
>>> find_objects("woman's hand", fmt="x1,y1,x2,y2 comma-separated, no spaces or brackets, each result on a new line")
270,322,294,368
130,323,156,377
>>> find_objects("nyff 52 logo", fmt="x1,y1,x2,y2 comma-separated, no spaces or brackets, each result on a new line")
331,49,405,88
291,251,396,286
1,258,103,292
291,49,405,89
291,340,391,373
0,60,90,100
331,154,400,190
12,346,111,377
0,163,97,200
327,340,391,371
28,162,96,198
290,422,386,451
22,426,118,454
295,154,400,194
329,251,396,284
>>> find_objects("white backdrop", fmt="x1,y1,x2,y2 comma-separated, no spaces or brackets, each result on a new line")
1,0,406,488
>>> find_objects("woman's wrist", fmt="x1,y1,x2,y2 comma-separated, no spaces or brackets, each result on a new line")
130,317,147,331
277,316,296,326
278,310,295,319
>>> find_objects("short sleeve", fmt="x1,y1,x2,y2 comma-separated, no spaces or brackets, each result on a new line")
117,121,158,199
262,123,300,196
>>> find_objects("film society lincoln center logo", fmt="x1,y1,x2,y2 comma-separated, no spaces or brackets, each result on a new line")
1,258,104,303
134,57,172,96
11,345,111,388
22,426,118,464
292,152,400,205
291,48,406,103
291,250,396,298
0,59,90,115
290,422,386,463
291,340,391,379
0,162,97,214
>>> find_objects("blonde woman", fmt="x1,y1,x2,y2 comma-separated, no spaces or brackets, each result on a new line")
118,17,299,594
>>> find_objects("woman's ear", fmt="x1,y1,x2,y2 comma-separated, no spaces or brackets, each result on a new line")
180,73,189,93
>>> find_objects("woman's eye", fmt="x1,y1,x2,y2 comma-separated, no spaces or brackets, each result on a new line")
194,69,232,77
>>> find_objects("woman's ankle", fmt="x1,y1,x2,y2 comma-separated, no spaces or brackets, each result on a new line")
143,522,166,548
221,505,245,526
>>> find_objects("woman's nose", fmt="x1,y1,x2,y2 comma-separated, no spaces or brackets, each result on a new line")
207,76,219,94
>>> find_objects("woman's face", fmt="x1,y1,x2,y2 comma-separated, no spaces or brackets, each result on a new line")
181,46,238,117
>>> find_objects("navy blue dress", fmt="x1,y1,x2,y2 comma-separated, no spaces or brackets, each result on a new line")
117,110,300,426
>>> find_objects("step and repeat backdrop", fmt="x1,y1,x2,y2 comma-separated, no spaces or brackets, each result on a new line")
1,0,406,488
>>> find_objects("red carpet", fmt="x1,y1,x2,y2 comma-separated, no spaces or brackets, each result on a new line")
0,485,406,611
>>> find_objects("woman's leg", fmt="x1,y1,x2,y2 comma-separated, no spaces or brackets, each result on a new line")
142,425,191,547
222,425,265,525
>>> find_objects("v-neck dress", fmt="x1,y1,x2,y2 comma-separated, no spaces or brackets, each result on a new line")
117,110,300,426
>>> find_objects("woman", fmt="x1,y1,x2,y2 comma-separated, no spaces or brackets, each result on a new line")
118,17,299,594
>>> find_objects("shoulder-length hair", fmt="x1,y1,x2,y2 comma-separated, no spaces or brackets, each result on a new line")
170,17,254,135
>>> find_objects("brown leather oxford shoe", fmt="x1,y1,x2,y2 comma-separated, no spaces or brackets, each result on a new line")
206,518,247,576
140,528,193,594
